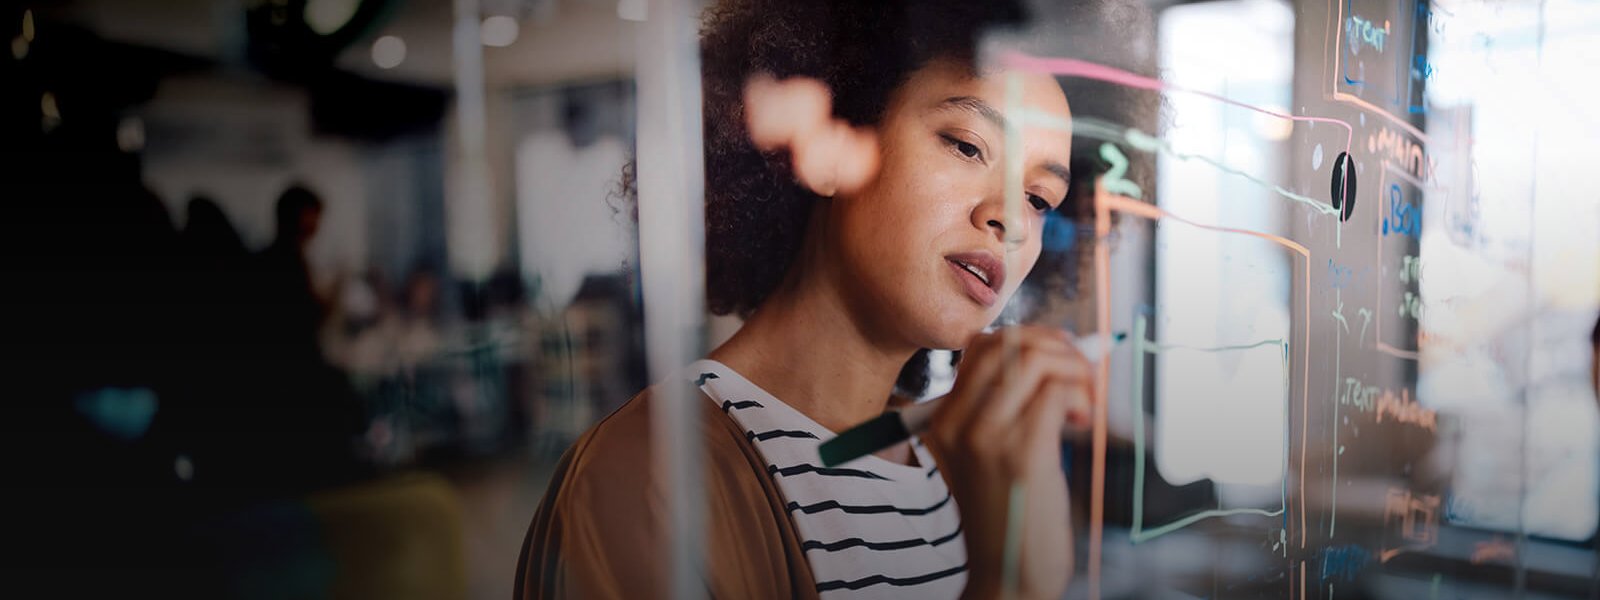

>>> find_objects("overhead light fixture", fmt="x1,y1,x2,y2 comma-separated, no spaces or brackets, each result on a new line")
480,15,519,47
617,0,646,22
117,116,146,153
371,35,406,69
12,9,32,60
40,91,60,132
304,0,362,35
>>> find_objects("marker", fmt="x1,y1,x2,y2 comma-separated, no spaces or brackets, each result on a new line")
818,331,1126,467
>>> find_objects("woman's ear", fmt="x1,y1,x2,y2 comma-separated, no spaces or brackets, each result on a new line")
745,75,880,198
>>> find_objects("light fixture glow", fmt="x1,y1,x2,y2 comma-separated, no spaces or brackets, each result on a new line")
40,91,60,132
480,15,519,47
617,0,646,22
304,0,361,35
117,116,145,153
371,35,406,69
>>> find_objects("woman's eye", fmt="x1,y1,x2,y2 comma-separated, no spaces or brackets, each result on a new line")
1027,194,1053,213
941,134,983,161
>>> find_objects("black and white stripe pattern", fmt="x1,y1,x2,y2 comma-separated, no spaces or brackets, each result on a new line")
689,360,966,599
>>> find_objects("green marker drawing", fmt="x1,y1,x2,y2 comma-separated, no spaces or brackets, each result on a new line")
1020,112,1340,216
1128,314,1289,544
1100,143,1143,199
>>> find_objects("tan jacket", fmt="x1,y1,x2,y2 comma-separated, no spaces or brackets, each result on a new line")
515,385,822,599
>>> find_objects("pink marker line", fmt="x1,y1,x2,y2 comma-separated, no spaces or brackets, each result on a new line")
1001,52,1354,155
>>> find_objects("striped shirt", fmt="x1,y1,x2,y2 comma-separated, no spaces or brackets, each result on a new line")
688,360,967,599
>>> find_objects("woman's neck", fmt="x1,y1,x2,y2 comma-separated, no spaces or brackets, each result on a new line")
708,251,916,434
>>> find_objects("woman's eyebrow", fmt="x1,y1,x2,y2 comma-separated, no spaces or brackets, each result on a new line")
938,96,1006,131
1041,162,1072,189
939,96,1071,186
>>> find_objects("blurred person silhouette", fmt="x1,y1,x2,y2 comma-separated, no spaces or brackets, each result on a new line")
3,181,193,595
210,183,365,491
178,196,251,354
2,13,375,595
339,263,444,377
397,264,444,370
160,196,256,485
254,184,329,358
0,13,204,587
182,196,249,268
327,266,390,374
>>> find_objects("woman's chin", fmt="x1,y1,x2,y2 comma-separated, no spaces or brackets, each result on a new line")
911,312,992,351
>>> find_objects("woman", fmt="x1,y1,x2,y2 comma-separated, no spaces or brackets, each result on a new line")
516,1,1154,598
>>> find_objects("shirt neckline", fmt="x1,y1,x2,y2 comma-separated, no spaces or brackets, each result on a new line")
690,358,933,480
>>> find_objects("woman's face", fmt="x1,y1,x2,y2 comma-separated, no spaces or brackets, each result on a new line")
829,60,1073,350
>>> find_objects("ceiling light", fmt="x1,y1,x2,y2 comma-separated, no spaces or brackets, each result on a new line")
481,15,519,47
371,35,406,69
617,0,646,22
304,0,362,35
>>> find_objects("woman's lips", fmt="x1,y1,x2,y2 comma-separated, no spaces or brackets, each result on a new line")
945,252,1003,307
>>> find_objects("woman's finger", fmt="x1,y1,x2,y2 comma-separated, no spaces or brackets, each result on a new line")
1041,378,1093,432
937,331,1084,455
743,74,881,198
831,125,880,195
969,340,1079,431
934,331,1005,428
744,75,830,152
1014,375,1073,478
1049,333,1097,430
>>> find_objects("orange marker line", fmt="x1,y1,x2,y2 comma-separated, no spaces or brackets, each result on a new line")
1376,342,1422,361
1301,239,1310,549
1088,189,1113,600
1102,196,1310,257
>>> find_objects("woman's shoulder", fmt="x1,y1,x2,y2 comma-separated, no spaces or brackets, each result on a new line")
519,380,817,599
557,380,763,493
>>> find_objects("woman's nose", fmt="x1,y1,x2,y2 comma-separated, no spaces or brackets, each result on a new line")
974,195,1027,248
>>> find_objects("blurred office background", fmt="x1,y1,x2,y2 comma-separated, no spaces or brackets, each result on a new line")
2,1,648,597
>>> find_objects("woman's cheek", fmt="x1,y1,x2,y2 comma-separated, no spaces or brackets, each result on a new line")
1007,235,1044,294
925,169,986,216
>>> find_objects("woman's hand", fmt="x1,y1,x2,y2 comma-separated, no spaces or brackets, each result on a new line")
921,326,1097,600
743,75,880,197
